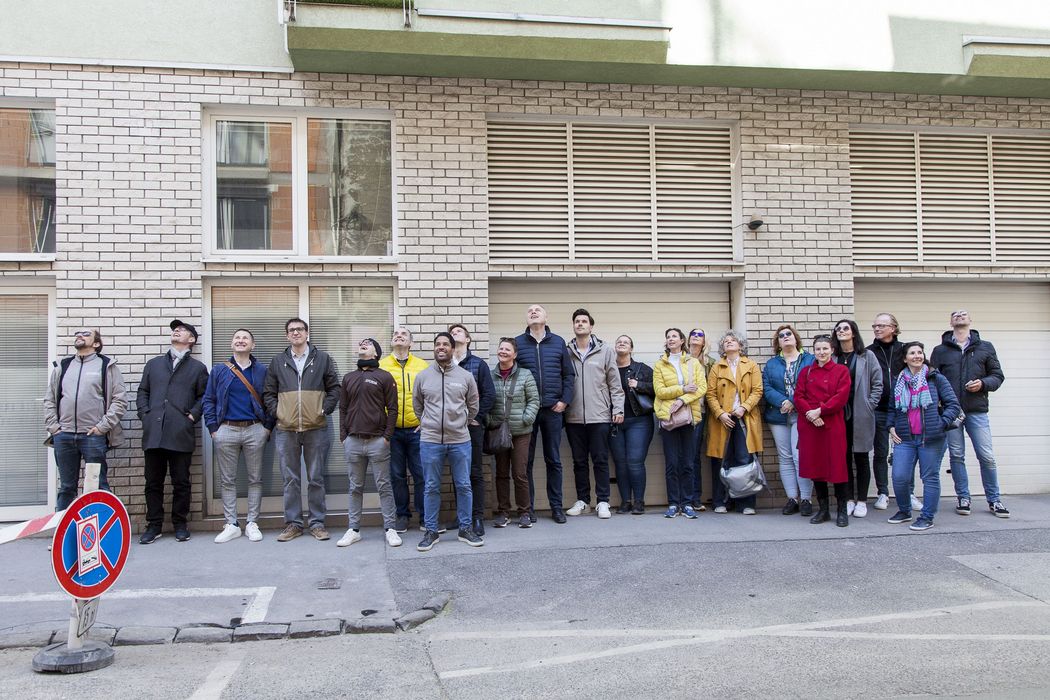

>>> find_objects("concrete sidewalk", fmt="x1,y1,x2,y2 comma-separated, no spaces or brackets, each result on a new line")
1,494,1047,646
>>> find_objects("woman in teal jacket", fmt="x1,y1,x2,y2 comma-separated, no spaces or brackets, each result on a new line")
488,338,540,529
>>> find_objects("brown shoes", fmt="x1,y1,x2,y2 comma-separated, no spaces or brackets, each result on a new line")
309,526,330,541
276,524,303,542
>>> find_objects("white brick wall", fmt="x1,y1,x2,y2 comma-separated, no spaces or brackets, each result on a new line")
3,61,1049,517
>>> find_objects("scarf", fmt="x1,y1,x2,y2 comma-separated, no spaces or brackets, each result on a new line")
357,359,380,370
894,365,932,435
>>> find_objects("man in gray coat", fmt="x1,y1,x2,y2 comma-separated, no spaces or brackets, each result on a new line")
137,320,209,544
43,328,128,510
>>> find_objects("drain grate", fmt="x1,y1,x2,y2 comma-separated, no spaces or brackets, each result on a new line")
316,578,342,590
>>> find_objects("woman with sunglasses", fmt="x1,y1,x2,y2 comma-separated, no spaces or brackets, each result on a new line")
887,341,961,531
831,319,883,519
654,328,707,518
762,325,815,516
610,335,655,514
687,328,715,511
706,330,764,515
795,335,852,526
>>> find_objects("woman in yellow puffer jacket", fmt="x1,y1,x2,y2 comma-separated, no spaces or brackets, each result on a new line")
653,328,708,519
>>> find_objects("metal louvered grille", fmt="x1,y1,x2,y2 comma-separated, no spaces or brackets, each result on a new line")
850,130,1050,265
487,120,735,263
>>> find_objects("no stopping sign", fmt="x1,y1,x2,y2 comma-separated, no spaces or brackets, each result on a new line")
51,491,131,599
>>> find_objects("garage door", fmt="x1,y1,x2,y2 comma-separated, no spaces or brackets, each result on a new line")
855,281,1050,495
489,280,732,510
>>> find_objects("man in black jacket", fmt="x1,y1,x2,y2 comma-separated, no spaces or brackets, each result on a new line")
137,320,209,544
930,310,1010,518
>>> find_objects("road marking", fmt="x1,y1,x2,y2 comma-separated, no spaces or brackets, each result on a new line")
241,586,275,623
436,600,1047,679
187,646,247,700
0,586,276,604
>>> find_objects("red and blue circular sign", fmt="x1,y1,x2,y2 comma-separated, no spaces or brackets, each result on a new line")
50,491,131,599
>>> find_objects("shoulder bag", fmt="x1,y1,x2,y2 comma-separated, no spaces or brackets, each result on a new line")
483,370,517,455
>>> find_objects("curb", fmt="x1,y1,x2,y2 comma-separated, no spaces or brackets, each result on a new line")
0,591,453,650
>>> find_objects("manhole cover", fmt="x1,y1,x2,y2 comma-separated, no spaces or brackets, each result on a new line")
316,578,341,590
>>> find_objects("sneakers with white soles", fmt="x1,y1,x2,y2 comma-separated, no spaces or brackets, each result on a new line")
873,494,889,510
214,524,241,544
846,500,856,516
742,507,756,515
566,500,589,516
853,502,868,518
596,502,611,519
910,494,924,512
245,522,263,542
337,529,362,547
385,529,402,547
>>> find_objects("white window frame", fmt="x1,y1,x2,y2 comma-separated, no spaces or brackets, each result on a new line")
200,277,399,519
202,107,399,263
0,99,58,262
485,113,744,265
0,282,57,521
849,123,1050,267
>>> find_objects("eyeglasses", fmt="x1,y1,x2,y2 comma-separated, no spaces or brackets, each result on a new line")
777,331,794,339
835,325,852,332
689,331,705,338
287,327,307,334
813,334,833,342
74,330,93,337
871,323,892,330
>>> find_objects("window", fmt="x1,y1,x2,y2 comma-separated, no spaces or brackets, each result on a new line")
207,283,395,506
209,114,394,258
850,129,1050,264
0,293,51,514
0,107,56,255
486,119,736,263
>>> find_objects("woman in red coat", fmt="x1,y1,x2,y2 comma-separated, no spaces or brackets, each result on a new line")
795,335,853,527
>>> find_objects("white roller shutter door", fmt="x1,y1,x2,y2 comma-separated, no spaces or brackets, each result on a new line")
855,281,1050,495
489,280,731,510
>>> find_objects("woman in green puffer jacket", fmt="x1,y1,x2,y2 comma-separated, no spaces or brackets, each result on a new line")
488,337,540,529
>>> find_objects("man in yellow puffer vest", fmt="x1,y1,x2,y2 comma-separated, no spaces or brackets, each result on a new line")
379,326,431,534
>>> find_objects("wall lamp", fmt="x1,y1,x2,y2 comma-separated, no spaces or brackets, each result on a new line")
747,214,764,231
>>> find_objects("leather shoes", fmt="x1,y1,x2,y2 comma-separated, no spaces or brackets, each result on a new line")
799,499,813,517
781,498,799,515
552,508,567,524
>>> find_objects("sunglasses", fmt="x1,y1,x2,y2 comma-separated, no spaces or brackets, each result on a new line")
777,331,794,339
74,330,94,337
689,331,705,337
835,325,852,332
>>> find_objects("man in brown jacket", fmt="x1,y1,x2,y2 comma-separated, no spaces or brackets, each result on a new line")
337,338,401,547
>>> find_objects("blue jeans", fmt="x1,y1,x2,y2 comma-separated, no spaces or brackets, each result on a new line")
892,435,946,521
420,441,472,533
661,424,696,508
527,407,565,511
609,414,653,504
390,427,424,520
275,427,330,528
53,432,110,511
690,417,707,505
947,412,1001,503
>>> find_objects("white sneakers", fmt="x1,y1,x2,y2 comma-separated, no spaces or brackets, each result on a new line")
385,529,403,547
873,494,889,510
566,500,590,516
596,502,611,519
214,524,241,544
742,507,756,515
337,529,362,547
911,494,924,512
846,500,857,516
245,522,263,542
853,501,868,518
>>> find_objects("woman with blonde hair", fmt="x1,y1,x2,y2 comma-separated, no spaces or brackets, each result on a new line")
654,328,707,518
706,330,764,515
687,328,715,511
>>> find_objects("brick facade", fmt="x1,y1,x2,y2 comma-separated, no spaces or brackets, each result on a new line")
3,62,1050,523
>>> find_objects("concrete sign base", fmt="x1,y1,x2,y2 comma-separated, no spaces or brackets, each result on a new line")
32,640,115,674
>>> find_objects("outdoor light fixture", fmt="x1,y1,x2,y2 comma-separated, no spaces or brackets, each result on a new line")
747,214,764,231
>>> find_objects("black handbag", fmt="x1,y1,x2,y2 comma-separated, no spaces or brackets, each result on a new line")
483,369,518,455
632,389,654,414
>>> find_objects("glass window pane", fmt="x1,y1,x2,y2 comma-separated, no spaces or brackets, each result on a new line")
0,108,56,254
209,286,299,499
308,286,395,493
0,295,49,506
215,120,293,251
307,119,393,257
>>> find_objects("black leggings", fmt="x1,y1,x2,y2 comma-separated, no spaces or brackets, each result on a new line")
845,417,872,502
814,480,848,503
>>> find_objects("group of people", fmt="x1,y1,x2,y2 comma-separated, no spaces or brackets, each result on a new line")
42,304,1010,555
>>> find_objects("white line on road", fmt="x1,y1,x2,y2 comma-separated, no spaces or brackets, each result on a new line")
187,646,247,700
241,586,275,623
435,599,1047,679
0,586,275,604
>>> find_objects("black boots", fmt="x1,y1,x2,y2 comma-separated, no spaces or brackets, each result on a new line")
809,498,831,524
836,499,850,527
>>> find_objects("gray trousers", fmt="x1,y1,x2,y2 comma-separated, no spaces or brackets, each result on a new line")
275,427,330,528
342,435,397,530
214,422,268,525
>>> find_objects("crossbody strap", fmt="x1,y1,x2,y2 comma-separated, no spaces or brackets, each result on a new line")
224,362,263,408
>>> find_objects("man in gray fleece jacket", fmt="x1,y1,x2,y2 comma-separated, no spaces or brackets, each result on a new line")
412,332,481,552
43,328,128,510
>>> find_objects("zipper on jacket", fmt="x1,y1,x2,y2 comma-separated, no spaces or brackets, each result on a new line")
440,368,446,444
533,337,544,398
400,364,408,429
73,356,84,433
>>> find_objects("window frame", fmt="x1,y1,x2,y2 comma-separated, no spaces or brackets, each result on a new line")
202,107,399,263
200,277,399,518
0,99,58,262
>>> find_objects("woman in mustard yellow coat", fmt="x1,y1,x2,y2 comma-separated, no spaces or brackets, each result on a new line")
653,328,707,519
706,329,764,514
